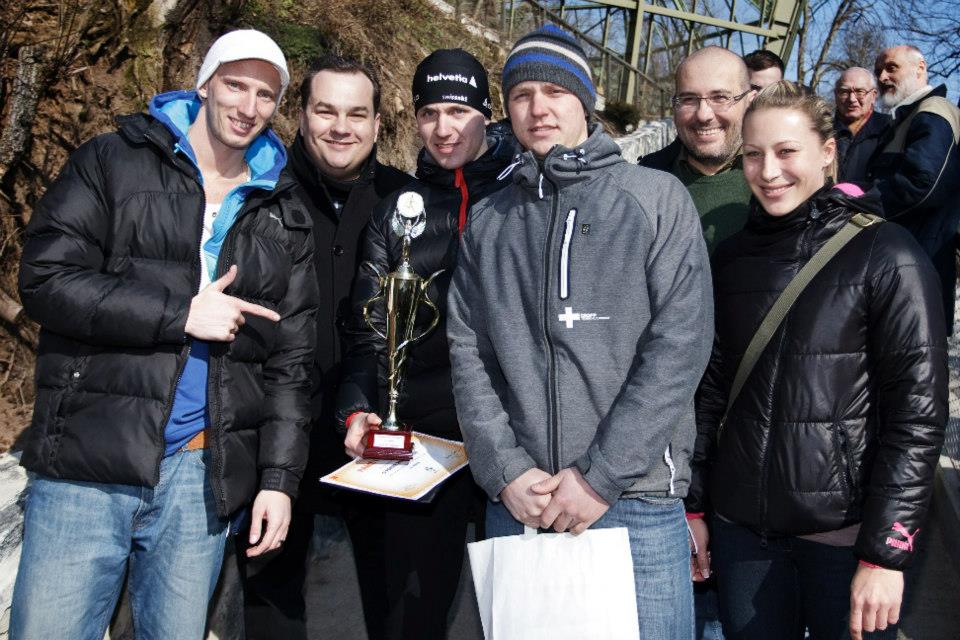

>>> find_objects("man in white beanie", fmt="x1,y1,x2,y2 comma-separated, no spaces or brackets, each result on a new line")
10,29,318,639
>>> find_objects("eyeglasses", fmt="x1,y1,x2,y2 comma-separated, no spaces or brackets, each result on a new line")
835,87,875,99
671,89,753,113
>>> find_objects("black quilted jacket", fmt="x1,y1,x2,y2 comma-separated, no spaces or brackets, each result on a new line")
18,112,319,517
336,124,516,438
687,187,948,570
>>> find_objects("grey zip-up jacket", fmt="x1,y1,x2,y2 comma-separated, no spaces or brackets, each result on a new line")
447,125,714,505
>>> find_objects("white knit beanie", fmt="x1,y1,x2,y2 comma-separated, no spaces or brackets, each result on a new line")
196,30,290,103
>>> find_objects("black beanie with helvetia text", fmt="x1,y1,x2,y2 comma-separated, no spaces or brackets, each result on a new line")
412,48,492,118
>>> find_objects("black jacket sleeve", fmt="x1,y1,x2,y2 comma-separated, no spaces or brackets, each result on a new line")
854,224,948,569
18,136,192,347
257,205,320,499
335,196,395,430
686,333,729,515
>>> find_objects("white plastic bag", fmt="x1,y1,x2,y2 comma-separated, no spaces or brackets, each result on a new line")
468,526,640,640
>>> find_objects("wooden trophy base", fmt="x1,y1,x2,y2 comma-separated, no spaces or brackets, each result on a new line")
362,428,414,461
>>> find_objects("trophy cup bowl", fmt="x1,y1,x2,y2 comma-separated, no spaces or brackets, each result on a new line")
360,192,443,461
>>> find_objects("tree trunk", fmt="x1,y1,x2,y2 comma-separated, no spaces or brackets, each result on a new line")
0,45,47,182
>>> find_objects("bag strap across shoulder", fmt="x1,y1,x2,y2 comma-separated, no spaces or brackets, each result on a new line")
718,212,883,435
883,95,960,154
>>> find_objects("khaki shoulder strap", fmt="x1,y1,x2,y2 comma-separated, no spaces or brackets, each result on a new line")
884,96,960,154
717,213,883,438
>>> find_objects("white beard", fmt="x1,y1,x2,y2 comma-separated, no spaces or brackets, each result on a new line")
880,88,905,110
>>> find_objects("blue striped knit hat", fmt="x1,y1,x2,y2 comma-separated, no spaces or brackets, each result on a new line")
502,25,596,115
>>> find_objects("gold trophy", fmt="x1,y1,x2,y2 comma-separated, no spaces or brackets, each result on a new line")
360,192,443,460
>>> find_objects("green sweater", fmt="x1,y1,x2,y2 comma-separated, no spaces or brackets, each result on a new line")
673,157,752,255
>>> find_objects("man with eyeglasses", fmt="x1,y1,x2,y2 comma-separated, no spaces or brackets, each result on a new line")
640,45,756,640
833,67,890,182
641,46,754,256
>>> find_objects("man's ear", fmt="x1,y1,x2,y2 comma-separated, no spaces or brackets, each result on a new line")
374,113,381,142
198,82,209,100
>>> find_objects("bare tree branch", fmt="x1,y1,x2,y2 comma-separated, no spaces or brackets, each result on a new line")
886,0,960,77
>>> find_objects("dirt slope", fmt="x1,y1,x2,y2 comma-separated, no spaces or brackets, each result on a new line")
0,0,507,451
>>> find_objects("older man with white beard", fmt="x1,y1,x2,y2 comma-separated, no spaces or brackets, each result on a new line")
867,44,960,334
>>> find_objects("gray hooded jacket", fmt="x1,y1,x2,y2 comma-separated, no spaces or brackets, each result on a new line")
447,125,714,505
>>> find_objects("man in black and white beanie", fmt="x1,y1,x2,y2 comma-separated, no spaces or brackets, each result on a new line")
501,24,597,117
335,46,515,640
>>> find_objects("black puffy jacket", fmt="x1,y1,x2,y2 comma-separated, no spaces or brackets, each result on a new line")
688,187,948,570
18,111,319,517
336,124,516,438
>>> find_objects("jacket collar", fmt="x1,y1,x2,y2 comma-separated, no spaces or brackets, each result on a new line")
143,90,287,187
746,182,884,236
890,84,942,119
508,123,624,194
833,109,889,139
288,132,378,191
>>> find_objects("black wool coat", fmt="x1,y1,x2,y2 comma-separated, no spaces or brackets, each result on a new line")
286,135,412,490
866,84,960,333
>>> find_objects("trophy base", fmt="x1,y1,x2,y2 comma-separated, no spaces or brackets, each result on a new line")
362,429,414,461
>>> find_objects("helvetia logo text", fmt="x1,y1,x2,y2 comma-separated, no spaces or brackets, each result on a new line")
426,73,478,87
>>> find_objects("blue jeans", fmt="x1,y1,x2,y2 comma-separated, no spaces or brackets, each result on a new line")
695,582,725,640
711,518,897,640
486,496,694,640
11,449,230,640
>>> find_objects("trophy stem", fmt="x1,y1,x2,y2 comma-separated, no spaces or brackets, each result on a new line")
383,391,402,431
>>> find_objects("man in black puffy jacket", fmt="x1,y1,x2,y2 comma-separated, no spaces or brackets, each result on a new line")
335,48,515,640
11,30,318,640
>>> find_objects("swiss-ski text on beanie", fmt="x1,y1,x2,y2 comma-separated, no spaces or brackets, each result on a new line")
412,49,492,118
502,25,596,115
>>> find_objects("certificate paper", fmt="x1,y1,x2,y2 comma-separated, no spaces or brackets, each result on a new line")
320,432,469,501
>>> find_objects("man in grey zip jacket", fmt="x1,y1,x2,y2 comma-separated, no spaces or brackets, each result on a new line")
447,26,713,637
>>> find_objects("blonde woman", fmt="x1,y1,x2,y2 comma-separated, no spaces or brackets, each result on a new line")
686,81,947,640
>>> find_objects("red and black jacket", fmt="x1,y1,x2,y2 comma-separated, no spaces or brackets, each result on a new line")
335,123,516,440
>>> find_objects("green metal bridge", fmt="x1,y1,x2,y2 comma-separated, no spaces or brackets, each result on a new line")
502,0,805,115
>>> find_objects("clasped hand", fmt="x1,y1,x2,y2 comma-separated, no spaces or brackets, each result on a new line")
500,467,609,535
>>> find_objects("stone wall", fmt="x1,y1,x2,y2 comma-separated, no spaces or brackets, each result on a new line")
614,119,676,164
